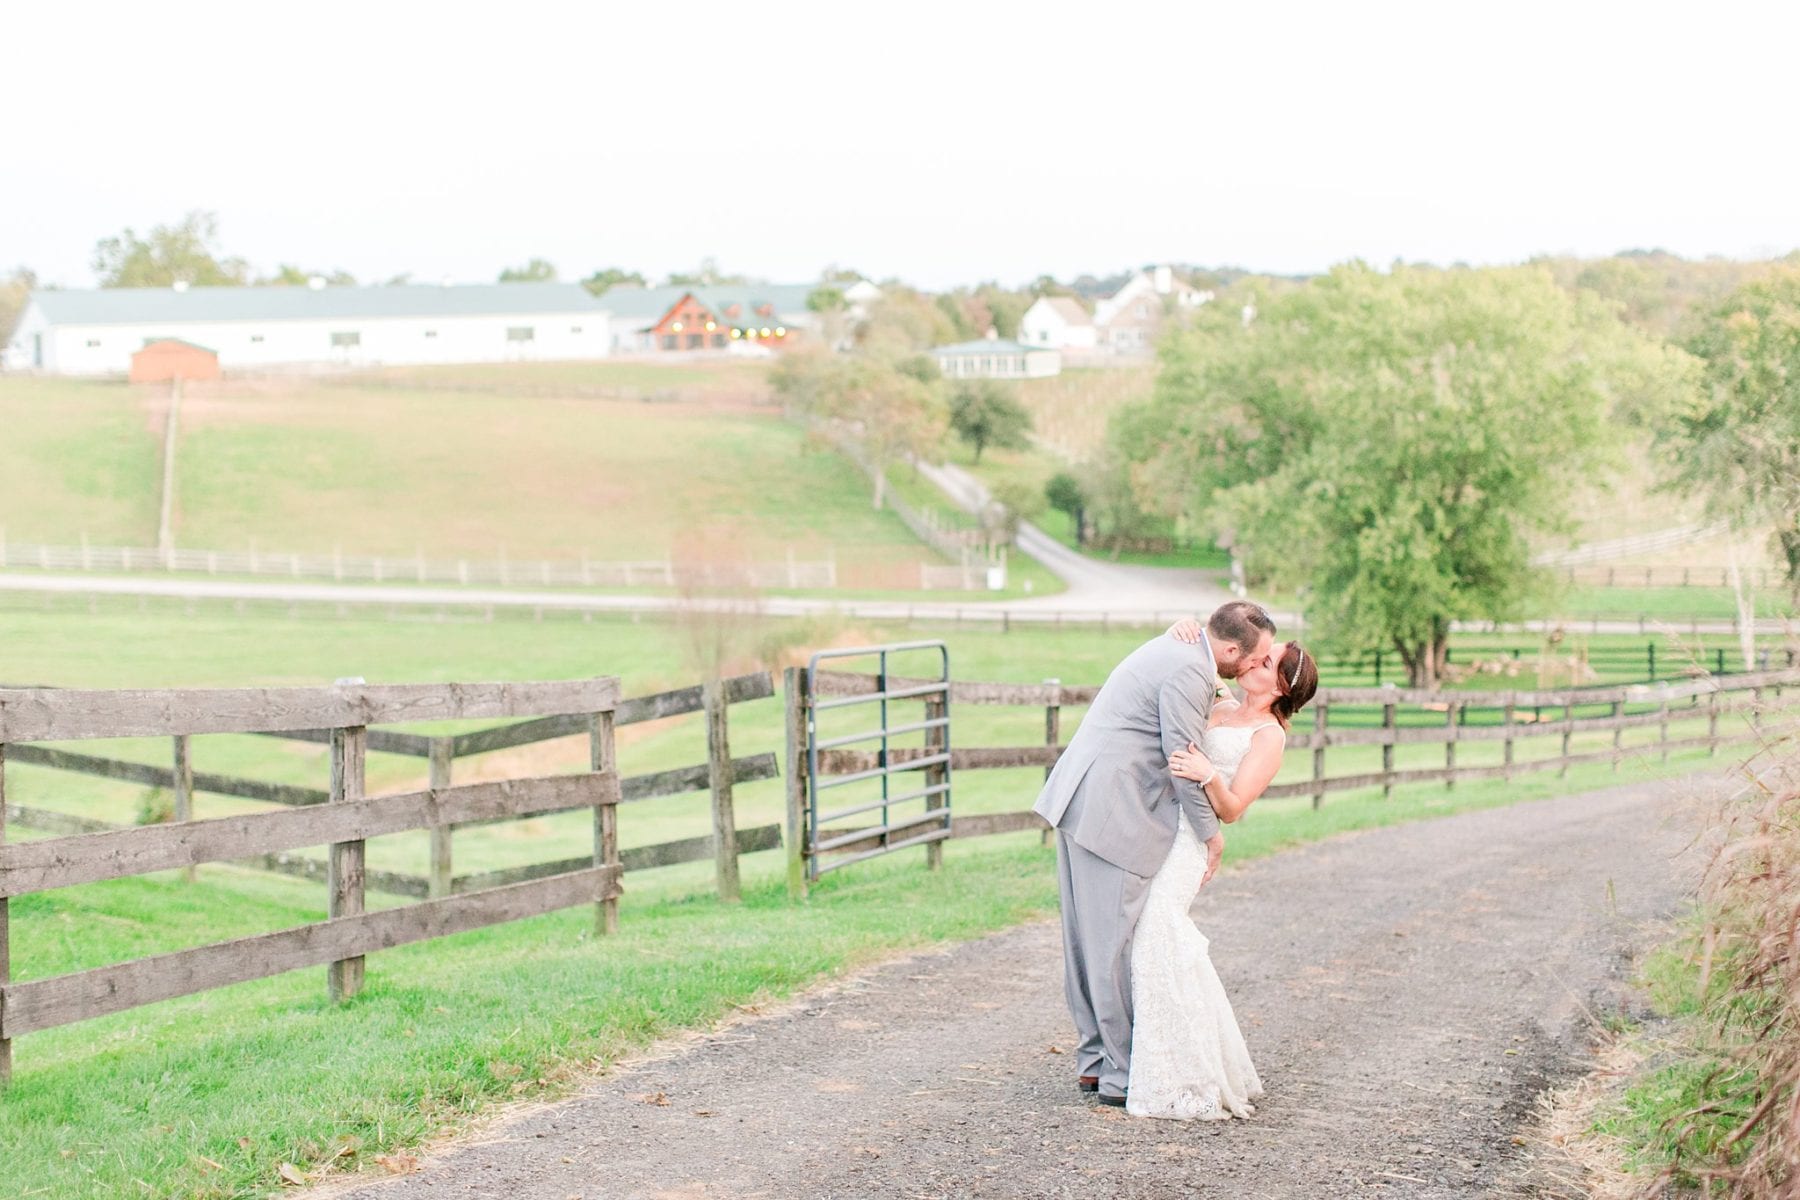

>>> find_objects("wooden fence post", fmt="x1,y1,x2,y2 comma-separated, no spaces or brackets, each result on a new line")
924,690,947,871
1444,701,1460,791
173,734,195,883
783,667,809,900
1381,696,1396,799
703,679,741,902
1559,698,1574,779
1659,689,1671,765
589,708,619,935
1502,696,1516,782
328,725,368,1002
1611,699,1625,770
1,743,11,1086
1311,699,1327,809
1708,689,1720,755
1042,679,1060,846
427,737,454,899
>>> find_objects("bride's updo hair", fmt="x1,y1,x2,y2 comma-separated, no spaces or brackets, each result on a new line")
1272,643,1319,729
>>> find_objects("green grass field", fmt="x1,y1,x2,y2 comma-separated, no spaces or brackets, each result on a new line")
0,373,938,577
0,600,1775,1198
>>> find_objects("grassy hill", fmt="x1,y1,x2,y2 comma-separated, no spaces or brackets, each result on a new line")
0,367,952,584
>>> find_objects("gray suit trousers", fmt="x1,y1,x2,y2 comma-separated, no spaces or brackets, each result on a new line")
1056,830,1153,1098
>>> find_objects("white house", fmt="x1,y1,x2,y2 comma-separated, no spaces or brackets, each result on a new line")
2,281,612,375
1090,266,1214,356
932,335,1061,380
1019,296,1098,353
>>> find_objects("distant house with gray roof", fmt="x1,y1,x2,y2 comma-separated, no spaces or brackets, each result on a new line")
596,280,878,354
932,333,1061,380
3,281,611,375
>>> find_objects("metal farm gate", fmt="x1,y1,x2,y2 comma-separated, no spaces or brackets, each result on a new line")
798,642,952,882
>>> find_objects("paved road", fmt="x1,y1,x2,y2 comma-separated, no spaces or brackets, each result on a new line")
910,458,1238,616
317,773,1707,1200
1,570,1774,638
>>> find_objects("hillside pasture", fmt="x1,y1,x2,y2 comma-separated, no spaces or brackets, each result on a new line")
0,372,947,583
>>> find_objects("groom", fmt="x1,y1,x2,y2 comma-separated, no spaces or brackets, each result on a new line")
1032,600,1276,1106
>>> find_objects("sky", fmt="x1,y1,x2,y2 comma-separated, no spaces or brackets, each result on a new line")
5,0,1797,291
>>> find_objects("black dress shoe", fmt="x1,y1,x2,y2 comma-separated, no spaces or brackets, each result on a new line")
1078,1075,1099,1093
1096,1092,1127,1107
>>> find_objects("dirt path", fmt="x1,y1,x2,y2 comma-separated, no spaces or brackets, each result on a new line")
320,775,1706,1200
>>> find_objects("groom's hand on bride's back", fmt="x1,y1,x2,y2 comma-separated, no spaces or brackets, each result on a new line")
1166,617,1204,644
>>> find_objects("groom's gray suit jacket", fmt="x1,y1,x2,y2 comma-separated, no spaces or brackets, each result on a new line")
1032,635,1221,878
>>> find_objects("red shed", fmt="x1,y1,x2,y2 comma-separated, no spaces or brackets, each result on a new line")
130,338,220,384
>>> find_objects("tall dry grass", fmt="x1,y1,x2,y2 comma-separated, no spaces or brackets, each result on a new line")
1664,701,1800,1196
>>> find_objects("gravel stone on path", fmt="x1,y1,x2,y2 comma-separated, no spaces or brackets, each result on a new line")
319,774,1706,1200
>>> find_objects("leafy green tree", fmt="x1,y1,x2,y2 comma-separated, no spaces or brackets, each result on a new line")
499,258,557,282
986,478,1044,543
666,257,746,287
1119,262,1690,686
0,266,37,344
772,350,944,509
259,264,356,286
948,381,1032,463
582,267,645,295
1662,265,1800,605
1044,471,1088,544
857,286,960,355
974,283,1030,339
806,286,846,313
92,210,248,287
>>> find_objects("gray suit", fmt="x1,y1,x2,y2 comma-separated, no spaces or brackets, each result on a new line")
1031,634,1221,1098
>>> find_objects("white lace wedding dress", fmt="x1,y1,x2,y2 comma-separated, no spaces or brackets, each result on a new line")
1125,720,1276,1120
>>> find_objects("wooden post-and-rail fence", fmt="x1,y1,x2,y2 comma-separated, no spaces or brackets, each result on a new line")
5,662,1796,1079
780,665,1800,893
2,672,780,905
0,679,627,1085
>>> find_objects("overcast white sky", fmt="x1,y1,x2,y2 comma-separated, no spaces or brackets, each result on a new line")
5,0,1796,290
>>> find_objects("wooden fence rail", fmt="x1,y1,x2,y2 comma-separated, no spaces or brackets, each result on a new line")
0,678,624,1084
2,672,783,904
786,666,1800,893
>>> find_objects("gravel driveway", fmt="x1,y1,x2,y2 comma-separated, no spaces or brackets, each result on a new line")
321,774,1706,1200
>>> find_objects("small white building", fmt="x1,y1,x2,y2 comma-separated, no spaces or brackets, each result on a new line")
3,281,612,375
933,336,1061,380
1019,296,1098,352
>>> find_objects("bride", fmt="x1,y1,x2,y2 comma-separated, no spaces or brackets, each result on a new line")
1125,623,1318,1120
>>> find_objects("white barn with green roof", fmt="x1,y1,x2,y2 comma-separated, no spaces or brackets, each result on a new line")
932,335,1061,380
3,282,612,375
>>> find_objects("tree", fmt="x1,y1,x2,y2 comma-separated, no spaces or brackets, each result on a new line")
92,210,248,287
0,266,36,345
1661,266,1800,615
987,478,1044,543
258,264,356,287
1045,471,1088,544
806,286,846,313
948,381,1033,463
581,267,645,295
772,350,944,509
856,286,960,355
1116,262,1690,687
666,257,745,287
499,258,557,282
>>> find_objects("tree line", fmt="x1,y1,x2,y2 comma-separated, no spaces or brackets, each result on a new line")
1099,258,1800,685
